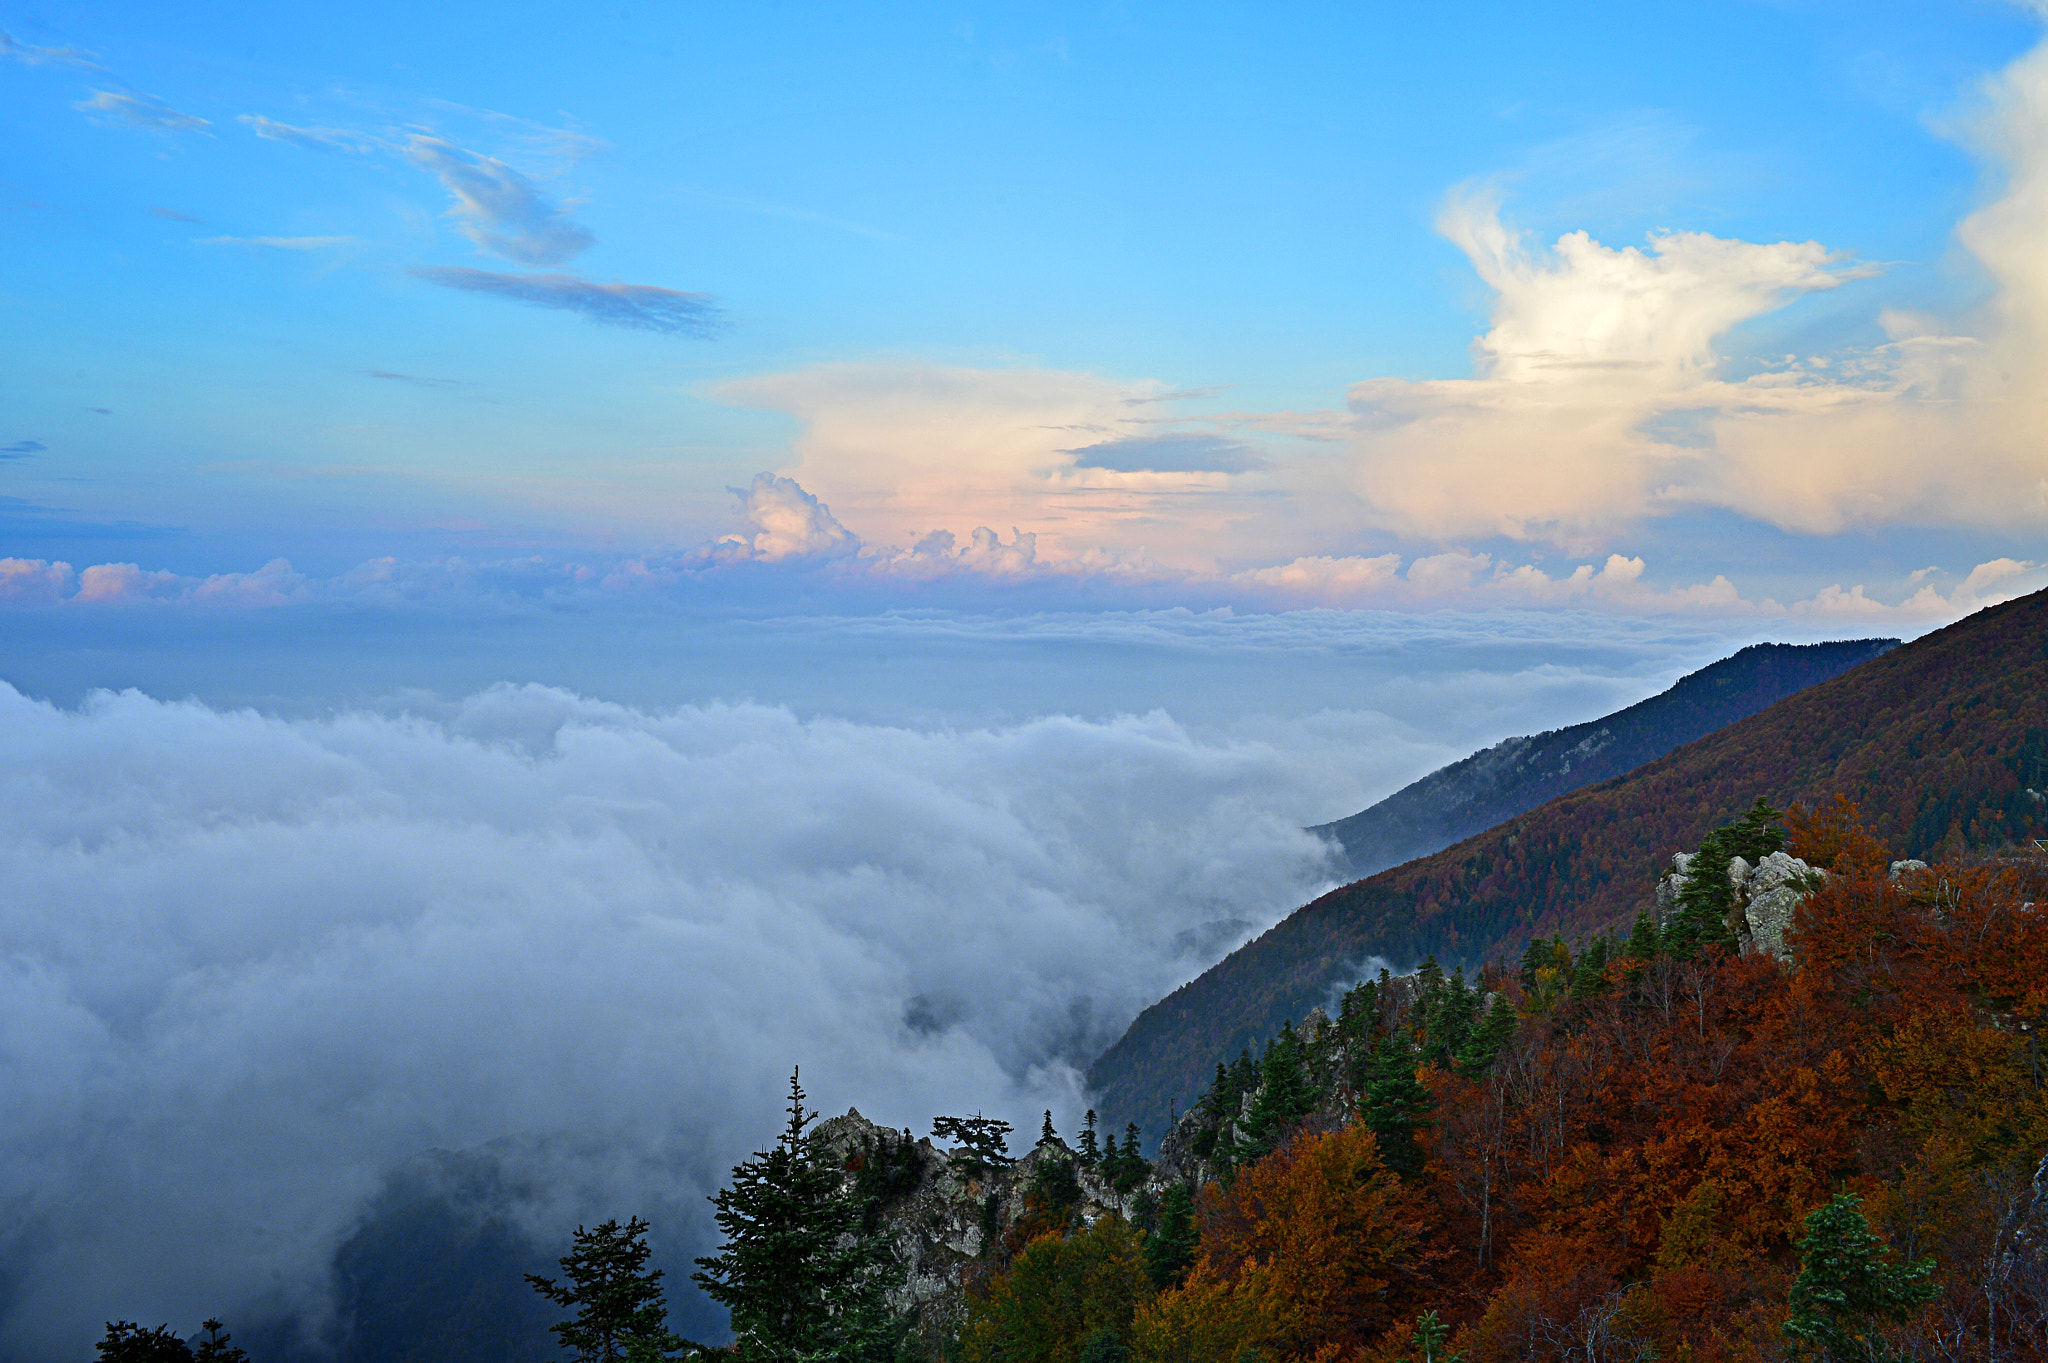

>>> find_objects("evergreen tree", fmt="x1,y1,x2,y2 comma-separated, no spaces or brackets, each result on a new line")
1785,1193,1936,1362
1624,911,1662,966
528,1217,681,1363
1358,1035,1431,1180
1409,1310,1464,1363
1570,935,1612,1000
930,1114,1013,1176
95,1323,194,1363
1667,799,1787,959
1452,994,1517,1075
1418,966,1481,1065
193,1321,249,1363
1039,1110,1058,1146
693,1070,902,1363
1078,1109,1101,1164
1141,1184,1198,1289
1239,1023,1314,1161
1078,1327,1129,1363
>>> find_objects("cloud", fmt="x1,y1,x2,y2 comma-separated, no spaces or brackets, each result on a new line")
1067,432,1263,473
402,134,594,265
365,370,465,387
0,558,74,603
0,683,1335,1354
1,441,45,458
413,267,719,335
74,89,209,134
0,25,97,67
150,207,206,224
202,235,357,250
237,113,375,153
705,473,861,562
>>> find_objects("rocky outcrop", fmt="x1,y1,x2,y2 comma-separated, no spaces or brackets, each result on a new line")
811,1110,1160,1347
1656,849,1825,962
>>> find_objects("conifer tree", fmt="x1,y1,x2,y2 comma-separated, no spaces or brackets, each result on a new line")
1039,1110,1057,1146
193,1321,249,1363
94,1323,195,1363
1785,1193,1936,1362
528,1216,681,1363
1570,935,1612,999
1141,1184,1198,1289
1358,1035,1430,1180
1453,994,1516,1075
1079,1109,1101,1164
1240,1023,1315,1161
693,1070,901,1363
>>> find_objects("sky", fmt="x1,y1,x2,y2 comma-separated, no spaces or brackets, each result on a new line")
3,0,2048,1353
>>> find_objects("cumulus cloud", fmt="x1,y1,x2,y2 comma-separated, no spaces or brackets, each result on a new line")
705,473,861,562
0,683,1335,1355
414,267,720,335
74,89,209,133
402,134,594,266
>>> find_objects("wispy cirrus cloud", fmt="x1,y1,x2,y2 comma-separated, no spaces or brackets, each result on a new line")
1,441,46,458
413,267,720,336
237,113,378,153
0,25,97,67
202,235,357,251
74,89,209,133
402,134,593,265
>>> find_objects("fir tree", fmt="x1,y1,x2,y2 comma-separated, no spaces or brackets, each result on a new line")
1078,1109,1101,1164
1409,1310,1465,1363
94,1323,194,1363
1039,1110,1057,1146
1359,1035,1430,1180
528,1216,681,1363
1239,1023,1314,1161
1570,935,1612,1000
1785,1193,1936,1362
693,1069,902,1363
1624,911,1662,968
1453,994,1516,1075
1667,798,1787,959
1141,1184,1198,1289
930,1113,1013,1176
193,1321,249,1363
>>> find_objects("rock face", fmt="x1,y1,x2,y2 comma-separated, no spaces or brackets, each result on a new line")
1654,849,1824,962
809,1110,1161,1348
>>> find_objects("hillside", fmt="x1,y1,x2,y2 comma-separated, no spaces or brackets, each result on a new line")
1310,638,1896,880
1092,588,2048,1140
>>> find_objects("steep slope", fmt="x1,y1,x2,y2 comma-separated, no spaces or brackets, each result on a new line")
1093,589,2048,1140
1311,638,1897,879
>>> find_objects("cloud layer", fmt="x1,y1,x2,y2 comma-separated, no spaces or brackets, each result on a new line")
0,683,1337,1355
413,267,720,335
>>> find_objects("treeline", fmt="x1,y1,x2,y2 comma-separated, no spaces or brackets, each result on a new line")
951,801,2048,1361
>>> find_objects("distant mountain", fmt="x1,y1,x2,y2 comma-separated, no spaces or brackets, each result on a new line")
1091,590,2048,1142
1311,638,1899,881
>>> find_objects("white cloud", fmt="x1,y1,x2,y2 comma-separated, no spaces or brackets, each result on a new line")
705,473,860,562
0,683,1335,1354
75,89,209,133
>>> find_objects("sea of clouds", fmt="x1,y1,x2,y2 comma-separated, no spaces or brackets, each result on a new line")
0,600,1883,1354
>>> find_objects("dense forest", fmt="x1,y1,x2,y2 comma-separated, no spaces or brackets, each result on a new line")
1095,588,2048,1140
950,801,2048,1362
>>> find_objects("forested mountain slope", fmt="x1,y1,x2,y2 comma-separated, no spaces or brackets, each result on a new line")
1310,638,1896,880
1093,587,2048,1140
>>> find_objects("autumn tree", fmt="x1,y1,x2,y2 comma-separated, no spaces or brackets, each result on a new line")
961,1215,1150,1363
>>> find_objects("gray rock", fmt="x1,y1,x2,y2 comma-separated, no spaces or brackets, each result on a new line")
1741,852,1824,963
1890,859,1929,878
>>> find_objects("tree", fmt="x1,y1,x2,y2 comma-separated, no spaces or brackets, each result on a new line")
1239,1024,1314,1162
527,1217,681,1363
1452,994,1516,1076
94,1323,193,1363
960,1215,1149,1363
193,1321,249,1363
1079,1110,1102,1165
1041,1110,1059,1146
1409,1310,1464,1363
1784,1193,1937,1362
1142,1184,1198,1290
1358,1035,1430,1181
931,1114,1013,1175
694,1069,901,1362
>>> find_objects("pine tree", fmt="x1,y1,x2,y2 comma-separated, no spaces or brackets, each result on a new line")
95,1323,194,1363
1359,1035,1430,1180
1079,1109,1101,1164
1409,1310,1464,1363
528,1216,681,1363
1141,1184,1198,1289
193,1321,249,1363
1240,1023,1314,1162
1785,1193,1936,1362
1570,936,1612,1000
693,1069,901,1363
1453,994,1516,1075
1039,1110,1058,1146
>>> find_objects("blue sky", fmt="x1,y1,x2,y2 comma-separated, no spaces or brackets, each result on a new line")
2,0,2044,622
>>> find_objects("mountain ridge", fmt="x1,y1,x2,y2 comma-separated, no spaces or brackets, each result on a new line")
1091,589,2048,1141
